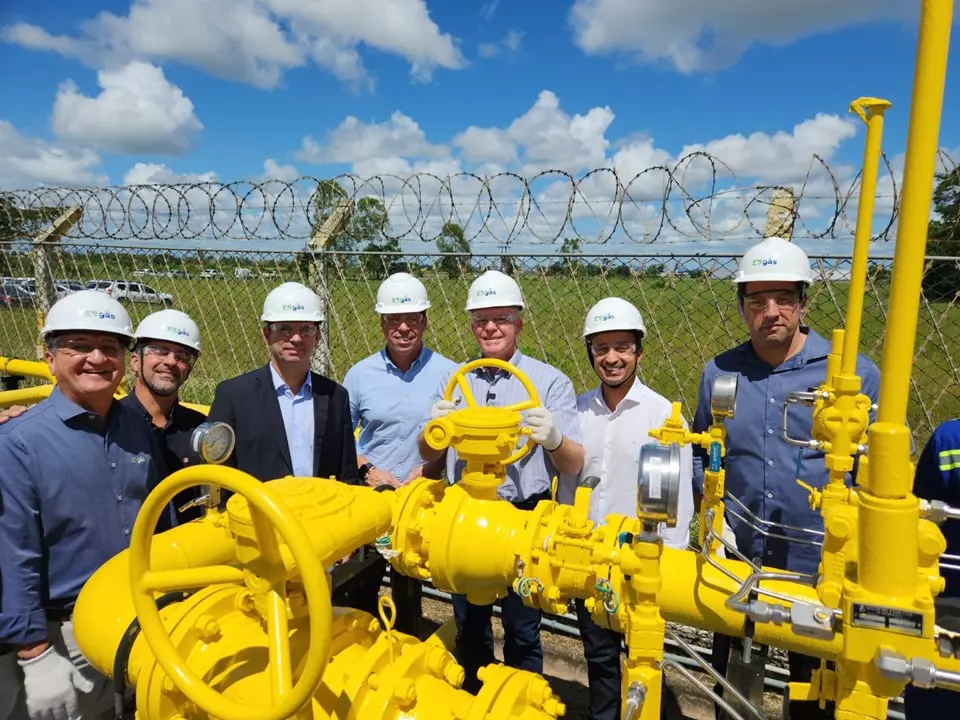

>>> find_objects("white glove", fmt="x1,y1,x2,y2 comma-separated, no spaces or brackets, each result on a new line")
430,399,457,420
18,645,95,720
525,407,563,451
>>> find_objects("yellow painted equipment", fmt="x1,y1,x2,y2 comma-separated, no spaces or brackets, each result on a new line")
9,1,959,717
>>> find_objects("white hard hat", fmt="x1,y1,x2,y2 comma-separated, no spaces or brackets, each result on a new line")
465,270,525,311
733,237,814,286
375,272,431,314
136,309,201,354
261,282,325,323
583,297,646,338
41,290,135,344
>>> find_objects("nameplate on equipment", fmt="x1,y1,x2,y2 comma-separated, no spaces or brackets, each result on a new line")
850,603,924,637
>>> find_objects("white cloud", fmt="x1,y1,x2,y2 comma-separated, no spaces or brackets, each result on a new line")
52,61,203,155
0,120,107,189
478,29,524,58
122,163,218,186
296,111,447,164
2,0,465,90
454,127,517,165
569,0,914,73
261,158,300,183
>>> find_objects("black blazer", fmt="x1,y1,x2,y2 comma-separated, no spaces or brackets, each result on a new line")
208,363,359,485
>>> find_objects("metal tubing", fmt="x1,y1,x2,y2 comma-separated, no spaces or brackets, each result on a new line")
842,99,891,376
0,383,53,408
0,356,53,381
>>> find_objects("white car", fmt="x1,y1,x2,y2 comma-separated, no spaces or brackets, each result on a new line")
85,280,174,305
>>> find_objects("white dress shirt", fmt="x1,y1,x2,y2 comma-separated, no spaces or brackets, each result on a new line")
561,377,694,550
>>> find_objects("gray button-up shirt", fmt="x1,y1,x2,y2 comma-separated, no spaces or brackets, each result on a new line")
423,349,582,503
692,328,880,574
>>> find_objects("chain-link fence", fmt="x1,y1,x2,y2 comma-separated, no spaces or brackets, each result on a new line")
1,244,957,450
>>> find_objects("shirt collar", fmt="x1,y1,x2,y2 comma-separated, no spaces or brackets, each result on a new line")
50,385,118,424
591,375,645,414
736,327,830,370
270,363,312,396
472,348,523,380
382,345,431,372
121,389,178,429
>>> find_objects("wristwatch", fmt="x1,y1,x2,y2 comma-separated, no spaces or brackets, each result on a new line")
359,462,375,482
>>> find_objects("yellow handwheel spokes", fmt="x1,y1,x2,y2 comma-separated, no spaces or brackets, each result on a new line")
128,465,332,720
443,357,542,465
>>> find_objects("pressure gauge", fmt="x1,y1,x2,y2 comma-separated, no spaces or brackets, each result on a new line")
710,372,739,421
190,421,236,465
637,442,681,528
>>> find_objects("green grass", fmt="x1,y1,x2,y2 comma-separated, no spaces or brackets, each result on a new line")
1,264,957,452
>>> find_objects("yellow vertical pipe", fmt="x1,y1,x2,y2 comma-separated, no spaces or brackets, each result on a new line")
842,99,891,376
874,0,953,435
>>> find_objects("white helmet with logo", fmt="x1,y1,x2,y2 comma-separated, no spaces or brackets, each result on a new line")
375,272,431,314
733,237,815,286
465,270,525,311
136,309,201,354
41,290,135,344
583,297,646,338
261,282,325,323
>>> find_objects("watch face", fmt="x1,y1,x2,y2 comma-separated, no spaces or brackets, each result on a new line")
191,421,236,465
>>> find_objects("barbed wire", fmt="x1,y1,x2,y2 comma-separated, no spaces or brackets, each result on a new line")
0,150,957,245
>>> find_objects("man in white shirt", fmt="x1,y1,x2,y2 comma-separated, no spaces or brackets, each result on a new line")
560,296,694,720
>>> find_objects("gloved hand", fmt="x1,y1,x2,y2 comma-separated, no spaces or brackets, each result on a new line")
18,645,94,720
429,399,457,420
525,407,563,451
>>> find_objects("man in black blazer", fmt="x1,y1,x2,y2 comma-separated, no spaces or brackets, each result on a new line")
208,281,379,613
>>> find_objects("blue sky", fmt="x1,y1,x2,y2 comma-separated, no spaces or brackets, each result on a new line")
0,0,958,253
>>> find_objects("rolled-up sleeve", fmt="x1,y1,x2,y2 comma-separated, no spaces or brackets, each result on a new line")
0,435,48,645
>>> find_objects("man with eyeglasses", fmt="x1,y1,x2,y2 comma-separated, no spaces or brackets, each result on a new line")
556,297,694,720
206,282,375,613
342,272,455,636
0,290,166,720
417,269,585,694
692,237,880,720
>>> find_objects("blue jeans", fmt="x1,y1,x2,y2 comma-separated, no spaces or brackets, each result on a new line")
452,588,543,693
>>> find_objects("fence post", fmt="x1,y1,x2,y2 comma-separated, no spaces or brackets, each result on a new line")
764,188,796,239
306,199,354,377
32,207,82,359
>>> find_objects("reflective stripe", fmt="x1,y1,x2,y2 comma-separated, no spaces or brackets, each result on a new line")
940,448,960,472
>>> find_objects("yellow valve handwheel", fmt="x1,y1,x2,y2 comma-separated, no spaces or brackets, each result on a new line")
443,357,542,465
128,465,332,720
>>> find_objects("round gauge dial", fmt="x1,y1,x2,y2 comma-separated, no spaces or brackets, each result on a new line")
190,421,236,465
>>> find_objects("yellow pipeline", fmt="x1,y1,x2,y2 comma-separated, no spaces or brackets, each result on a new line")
0,383,53,408
0,356,54,381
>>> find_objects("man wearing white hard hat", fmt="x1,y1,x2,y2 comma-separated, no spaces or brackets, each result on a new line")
557,297,694,720
121,309,208,524
418,269,584,693
207,282,376,613
0,290,166,720
342,272,456,635
692,237,880,719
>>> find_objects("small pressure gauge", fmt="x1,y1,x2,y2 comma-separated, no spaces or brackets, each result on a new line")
190,421,236,465
637,442,681,528
711,372,739,421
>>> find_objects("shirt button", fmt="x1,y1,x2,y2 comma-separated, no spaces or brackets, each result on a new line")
766,492,774,499
767,550,774,557
769,397,775,404
116,493,123,501
124,527,131,536
110,462,117,469
767,460,774,467
767,429,774,435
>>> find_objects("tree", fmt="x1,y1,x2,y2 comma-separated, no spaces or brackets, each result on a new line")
0,196,67,277
922,167,960,302
436,222,471,278
355,198,399,280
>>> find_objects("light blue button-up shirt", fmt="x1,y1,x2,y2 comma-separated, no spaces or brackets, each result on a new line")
0,387,164,645
423,349,582,503
692,328,880,574
344,345,456,481
270,364,315,478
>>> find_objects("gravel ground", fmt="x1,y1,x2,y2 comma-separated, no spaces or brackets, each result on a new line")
414,596,785,720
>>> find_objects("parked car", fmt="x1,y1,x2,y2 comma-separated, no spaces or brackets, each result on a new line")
199,269,222,279
0,281,35,307
235,267,254,279
84,280,174,305
55,280,85,299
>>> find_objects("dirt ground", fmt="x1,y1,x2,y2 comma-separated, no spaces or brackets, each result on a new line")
414,596,784,720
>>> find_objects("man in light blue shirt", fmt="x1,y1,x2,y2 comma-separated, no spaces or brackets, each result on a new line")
342,272,455,635
693,237,880,720
270,363,315,478
418,270,584,693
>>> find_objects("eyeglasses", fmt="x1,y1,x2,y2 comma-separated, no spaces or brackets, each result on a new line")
54,338,125,357
142,344,195,365
268,323,320,337
590,341,637,357
470,314,517,328
382,313,425,326
743,291,802,312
